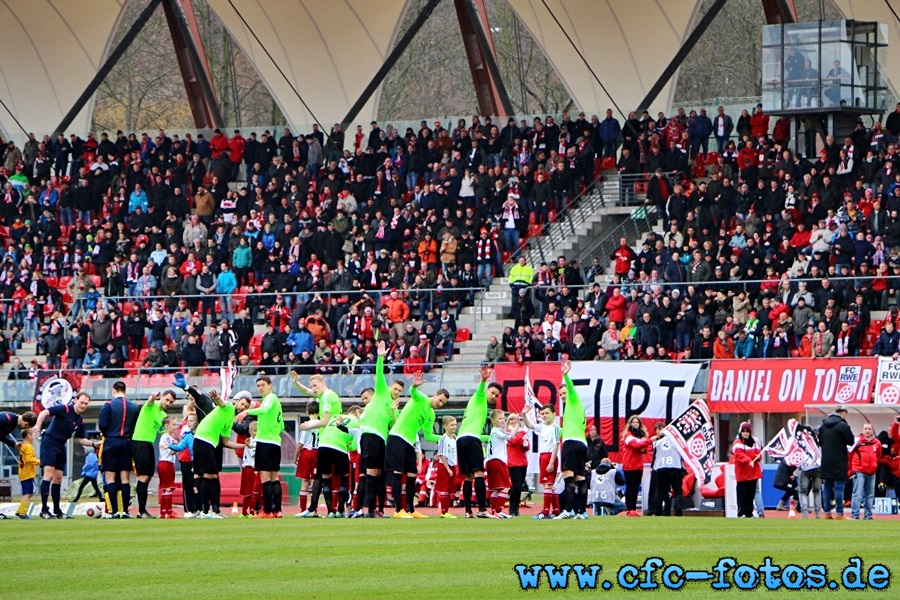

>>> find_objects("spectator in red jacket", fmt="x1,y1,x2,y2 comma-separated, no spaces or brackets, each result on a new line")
750,104,770,139
621,416,655,516
713,329,735,358
605,287,627,327
611,237,636,277
731,422,762,518
228,130,246,181
850,423,882,520
402,345,425,375
505,414,530,517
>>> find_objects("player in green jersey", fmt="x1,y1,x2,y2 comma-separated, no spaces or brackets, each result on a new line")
456,365,502,518
294,372,345,517
554,361,589,520
194,391,251,518
131,389,176,518
357,341,404,518
385,370,449,518
236,375,285,518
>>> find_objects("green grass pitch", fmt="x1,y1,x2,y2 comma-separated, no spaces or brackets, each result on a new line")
2,518,898,598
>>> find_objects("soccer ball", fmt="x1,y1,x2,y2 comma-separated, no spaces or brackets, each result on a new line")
85,505,103,518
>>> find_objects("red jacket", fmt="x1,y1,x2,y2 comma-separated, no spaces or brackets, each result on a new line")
606,294,627,324
730,437,762,482
849,435,882,475
507,430,530,468
621,433,652,471
750,112,770,138
210,133,229,160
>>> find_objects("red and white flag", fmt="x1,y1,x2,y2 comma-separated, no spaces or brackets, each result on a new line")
663,399,716,484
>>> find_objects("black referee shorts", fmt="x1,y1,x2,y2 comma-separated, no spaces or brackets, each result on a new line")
316,447,349,477
560,439,588,477
255,441,281,472
384,435,417,475
456,436,485,476
130,440,156,478
102,438,132,472
359,433,386,471
193,439,219,476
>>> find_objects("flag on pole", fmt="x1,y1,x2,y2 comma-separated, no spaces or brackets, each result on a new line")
221,360,237,403
662,399,716,484
523,366,540,417
764,419,821,468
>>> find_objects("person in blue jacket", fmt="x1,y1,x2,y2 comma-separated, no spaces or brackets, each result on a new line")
72,445,101,502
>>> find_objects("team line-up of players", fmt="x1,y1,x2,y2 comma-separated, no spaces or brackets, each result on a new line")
12,342,597,520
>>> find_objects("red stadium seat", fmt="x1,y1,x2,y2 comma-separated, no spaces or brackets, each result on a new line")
58,276,71,290
705,152,719,165
89,275,101,287
527,224,542,238
455,328,471,342
601,156,616,170
45,276,58,288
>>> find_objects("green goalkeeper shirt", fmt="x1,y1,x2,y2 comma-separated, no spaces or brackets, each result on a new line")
359,357,393,440
561,375,586,446
389,387,440,447
131,401,165,443
248,392,284,445
457,381,487,440
195,403,236,447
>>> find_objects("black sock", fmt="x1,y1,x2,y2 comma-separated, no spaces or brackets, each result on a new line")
198,479,209,512
274,480,282,512
50,483,61,514
262,481,273,514
322,479,333,514
463,480,473,514
40,480,50,513
211,478,221,513
390,472,403,512
338,479,349,514
137,480,149,513
120,483,131,513
563,477,576,513
309,478,322,512
474,477,487,512
405,475,417,513
576,479,589,514
356,476,367,512
377,475,387,512
106,481,119,514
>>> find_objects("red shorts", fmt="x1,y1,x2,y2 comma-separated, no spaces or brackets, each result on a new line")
538,452,557,486
158,461,176,489
240,466,260,495
486,459,511,490
434,464,458,493
295,448,317,480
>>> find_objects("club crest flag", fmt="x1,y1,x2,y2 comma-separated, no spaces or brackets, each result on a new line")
662,399,715,484
221,361,237,402
765,419,821,469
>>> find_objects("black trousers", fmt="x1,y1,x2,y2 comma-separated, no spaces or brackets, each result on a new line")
181,461,198,513
624,469,643,511
736,480,757,517
653,469,684,516
508,466,526,515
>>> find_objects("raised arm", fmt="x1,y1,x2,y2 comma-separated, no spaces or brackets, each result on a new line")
291,371,315,396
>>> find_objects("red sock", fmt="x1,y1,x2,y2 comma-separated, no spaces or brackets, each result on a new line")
439,492,450,514
331,475,341,512
299,491,308,512
490,491,499,512
551,492,560,515
161,490,172,515
542,493,551,515
242,494,254,515
497,492,508,513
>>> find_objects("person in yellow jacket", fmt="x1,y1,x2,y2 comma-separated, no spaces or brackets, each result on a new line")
15,429,40,519
508,255,534,314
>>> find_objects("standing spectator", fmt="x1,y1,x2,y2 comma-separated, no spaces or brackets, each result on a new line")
621,416,653,516
202,323,223,369
216,263,237,323
598,109,621,158
818,406,854,519
849,423,881,520
731,422,762,518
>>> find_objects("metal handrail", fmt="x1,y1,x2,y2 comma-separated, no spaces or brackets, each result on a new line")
504,173,606,266
574,205,657,268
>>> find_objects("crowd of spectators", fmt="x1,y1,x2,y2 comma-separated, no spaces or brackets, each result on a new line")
0,112,611,378
491,102,900,364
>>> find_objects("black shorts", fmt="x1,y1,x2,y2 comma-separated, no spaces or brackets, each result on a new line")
102,438,132,472
130,441,156,478
194,439,219,476
316,447,349,477
359,433,386,471
255,441,281,472
457,436,485,475
561,440,588,476
384,435,417,475
40,438,67,470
